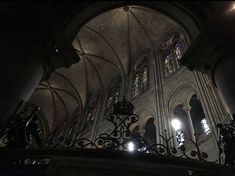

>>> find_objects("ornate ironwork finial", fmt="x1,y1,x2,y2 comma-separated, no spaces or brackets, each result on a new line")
113,97,134,115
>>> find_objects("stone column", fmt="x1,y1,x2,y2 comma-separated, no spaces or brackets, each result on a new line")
180,10,235,120
0,4,79,132
183,105,196,141
194,72,221,138
213,54,235,118
153,50,167,145
0,16,46,131
139,126,146,138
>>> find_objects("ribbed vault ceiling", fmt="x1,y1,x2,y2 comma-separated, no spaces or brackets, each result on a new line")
30,5,182,131
72,5,178,104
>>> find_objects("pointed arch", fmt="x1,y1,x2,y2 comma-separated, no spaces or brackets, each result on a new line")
189,94,210,136
144,117,156,147
158,28,188,78
172,104,192,146
131,52,150,100
167,82,198,112
104,75,122,119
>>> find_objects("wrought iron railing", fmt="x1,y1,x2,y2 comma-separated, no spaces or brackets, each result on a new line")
0,98,235,170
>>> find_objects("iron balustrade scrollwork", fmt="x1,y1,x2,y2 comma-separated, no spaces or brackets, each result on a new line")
74,113,139,150
0,102,49,165
65,96,215,163
52,98,220,163
0,98,231,169
217,119,235,167
1,104,43,149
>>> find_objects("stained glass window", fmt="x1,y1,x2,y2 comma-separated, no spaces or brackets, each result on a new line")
104,76,121,118
160,31,186,78
83,91,100,133
132,55,150,99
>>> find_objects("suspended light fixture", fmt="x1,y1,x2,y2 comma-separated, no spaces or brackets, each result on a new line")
113,97,134,115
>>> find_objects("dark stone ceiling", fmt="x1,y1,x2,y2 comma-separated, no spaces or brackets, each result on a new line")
28,4,202,132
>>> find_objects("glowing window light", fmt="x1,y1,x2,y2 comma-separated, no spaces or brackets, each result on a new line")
127,142,135,152
171,119,182,131
232,3,235,10
201,118,210,134
176,130,185,146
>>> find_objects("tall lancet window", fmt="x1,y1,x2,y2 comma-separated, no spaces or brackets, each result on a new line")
144,118,156,147
160,31,186,78
173,104,192,146
190,94,210,136
132,55,150,100
83,91,100,133
105,76,121,118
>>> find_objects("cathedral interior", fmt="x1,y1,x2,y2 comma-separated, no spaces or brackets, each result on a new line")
1,1,235,176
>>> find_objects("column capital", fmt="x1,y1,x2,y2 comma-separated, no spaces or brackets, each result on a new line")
138,126,145,136
180,12,233,75
206,79,214,87
183,105,191,112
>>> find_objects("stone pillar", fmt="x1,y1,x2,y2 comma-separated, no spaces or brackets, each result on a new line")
0,39,45,131
193,71,221,138
153,50,167,145
138,125,146,139
205,78,227,119
181,10,235,120
0,3,79,132
0,14,46,131
183,105,196,141
209,81,230,117
213,54,235,117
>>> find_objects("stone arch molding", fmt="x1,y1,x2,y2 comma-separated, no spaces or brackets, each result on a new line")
167,82,198,114
134,106,156,132
129,123,139,133
170,101,184,119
